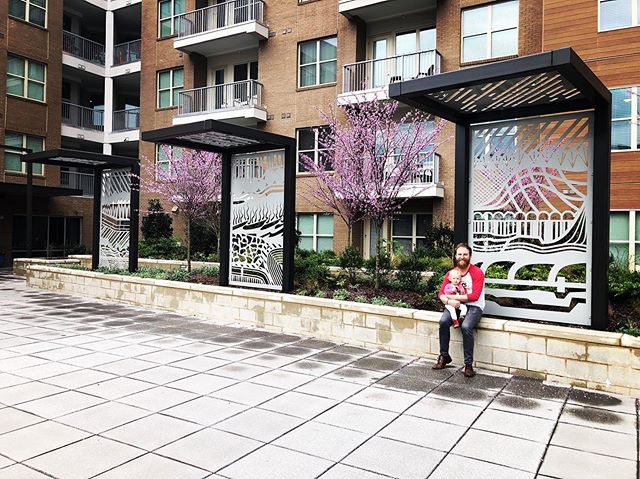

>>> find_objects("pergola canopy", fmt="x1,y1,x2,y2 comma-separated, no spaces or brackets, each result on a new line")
22,148,138,169
389,48,610,125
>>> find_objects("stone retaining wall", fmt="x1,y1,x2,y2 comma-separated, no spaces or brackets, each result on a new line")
24,264,640,397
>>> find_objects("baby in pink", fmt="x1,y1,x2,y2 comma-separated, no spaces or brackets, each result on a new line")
443,269,467,328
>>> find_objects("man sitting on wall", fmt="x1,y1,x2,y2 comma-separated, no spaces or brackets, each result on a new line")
432,242,485,378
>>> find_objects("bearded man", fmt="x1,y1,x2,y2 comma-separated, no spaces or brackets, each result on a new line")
432,243,485,378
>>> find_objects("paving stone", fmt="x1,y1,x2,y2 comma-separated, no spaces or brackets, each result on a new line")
351,357,406,372
428,383,496,406
249,370,315,390
211,363,270,380
241,353,298,368
502,377,570,402
117,386,197,412
0,421,89,461
78,377,156,400
162,396,248,425
315,403,397,434
0,464,52,478
43,368,116,389
472,408,556,443
560,405,637,435
404,396,484,427
260,391,337,419
317,464,391,479
550,422,637,460
282,359,341,376
92,453,210,479
166,373,237,395
17,390,105,419
325,367,387,385
0,407,43,435
429,454,534,479
375,374,439,394
489,393,564,420
129,365,196,385
207,347,260,361
210,381,284,406
56,401,149,434
294,377,365,401
539,445,636,479
567,387,638,415
378,414,467,451
216,408,304,442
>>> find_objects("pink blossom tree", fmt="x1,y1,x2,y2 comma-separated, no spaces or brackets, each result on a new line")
139,146,222,272
301,99,443,289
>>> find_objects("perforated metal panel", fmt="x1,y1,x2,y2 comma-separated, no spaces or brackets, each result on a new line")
99,168,131,268
470,112,593,325
228,150,285,290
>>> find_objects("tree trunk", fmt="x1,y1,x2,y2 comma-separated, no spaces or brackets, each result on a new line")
186,216,192,273
374,219,383,290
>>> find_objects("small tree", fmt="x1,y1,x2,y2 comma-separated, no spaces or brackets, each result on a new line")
139,146,222,272
301,99,443,289
141,199,173,242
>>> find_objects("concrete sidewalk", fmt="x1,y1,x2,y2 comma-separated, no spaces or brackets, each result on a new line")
0,273,637,479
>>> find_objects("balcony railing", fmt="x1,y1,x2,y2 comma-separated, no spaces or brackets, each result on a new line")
62,102,104,131
112,108,140,131
113,39,141,66
60,170,95,196
342,49,441,94
62,31,105,65
178,80,263,115
389,153,440,185
177,0,264,37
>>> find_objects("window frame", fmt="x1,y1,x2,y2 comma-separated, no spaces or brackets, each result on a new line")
296,213,334,252
598,0,640,32
8,0,47,28
461,0,519,63
610,86,639,151
156,68,184,109
609,210,640,271
6,54,46,102
3,131,45,175
298,36,338,88
296,126,332,174
155,144,184,178
158,0,185,38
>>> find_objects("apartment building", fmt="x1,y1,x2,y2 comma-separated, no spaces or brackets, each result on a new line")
1,0,638,269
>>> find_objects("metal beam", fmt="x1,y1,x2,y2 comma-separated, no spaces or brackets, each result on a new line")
129,163,140,273
218,151,232,287
91,169,103,271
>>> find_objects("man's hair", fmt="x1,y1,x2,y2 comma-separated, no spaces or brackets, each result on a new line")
454,242,472,256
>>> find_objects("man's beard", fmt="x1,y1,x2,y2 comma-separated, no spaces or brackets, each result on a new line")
456,258,469,269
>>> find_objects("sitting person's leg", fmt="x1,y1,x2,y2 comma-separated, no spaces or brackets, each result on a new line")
433,309,454,369
445,304,460,328
460,306,483,365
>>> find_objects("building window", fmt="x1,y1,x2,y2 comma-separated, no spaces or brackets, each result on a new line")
610,210,640,270
297,127,331,173
4,132,44,175
599,0,640,31
7,55,46,102
155,144,184,175
8,0,46,27
611,87,639,150
391,213,433,252
297,213,334,251
462,1,518,63
299,37,337,88
157,68,184,108
12,216,82,257
158,0,185,38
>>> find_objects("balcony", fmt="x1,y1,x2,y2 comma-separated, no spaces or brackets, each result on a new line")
339,0,436,22
339,50,441,104
62,102,104,131
62,31,105,66
173,80,267,125
113,108,140,131
395,153,443,198
174,0,268,57
113,40,141,66
60,170,94,197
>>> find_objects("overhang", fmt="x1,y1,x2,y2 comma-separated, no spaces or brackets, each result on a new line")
389,48,611,125
21,149,138,170
0,182,82,198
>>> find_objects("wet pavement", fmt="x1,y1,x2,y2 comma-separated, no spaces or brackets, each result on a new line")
0,273,638,479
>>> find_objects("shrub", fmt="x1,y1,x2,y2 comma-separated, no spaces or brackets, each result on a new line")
419,223,454,258
371,296,392,306
392,299,411,308
354,295,368,303
333,289,349,300
395,250,426,291
65,244,87,255
608,257,640,301
315,290,327,298
191,265,219,277
141,199,173,241
139,237,186,260
338,245,363,282
294,250,331,290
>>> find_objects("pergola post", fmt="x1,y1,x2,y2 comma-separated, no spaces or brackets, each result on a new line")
454,123,470,246
282,141,296,293
26,162,33,258
129,162,140,273
218,151,232,287
92,168,103,271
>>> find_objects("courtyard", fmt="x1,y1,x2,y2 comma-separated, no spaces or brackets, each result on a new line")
0,272,637,479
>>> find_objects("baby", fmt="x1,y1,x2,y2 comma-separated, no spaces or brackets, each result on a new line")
443,269,467,328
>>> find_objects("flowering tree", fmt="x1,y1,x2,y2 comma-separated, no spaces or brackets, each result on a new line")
301,99,443,289
139,146,222,272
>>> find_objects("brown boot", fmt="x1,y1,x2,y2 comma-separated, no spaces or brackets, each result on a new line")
432,354,452,370
463,363,476,378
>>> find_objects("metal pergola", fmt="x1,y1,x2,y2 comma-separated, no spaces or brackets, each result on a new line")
390,48,611,329
21,149,140,272
142,120,297,293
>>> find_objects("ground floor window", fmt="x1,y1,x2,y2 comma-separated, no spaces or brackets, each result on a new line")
12,215,82,258
610,210,640,270
296,213,333,252
391,213,433,252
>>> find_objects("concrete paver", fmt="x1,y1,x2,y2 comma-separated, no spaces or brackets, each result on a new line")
0,273,638,479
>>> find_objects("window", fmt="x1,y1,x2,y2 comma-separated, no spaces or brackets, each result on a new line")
299,37,337,88
462,1,518,63
159,0,185,38
297,213,334,252
8,0,46,27
609,211,640,269
12,216,82,257
391,213,433,252
7,55,46,102
611,86,640,150
297,127,331,173
157,68,184,108
155,144,183,174
4,132,43,175
599,0,640,31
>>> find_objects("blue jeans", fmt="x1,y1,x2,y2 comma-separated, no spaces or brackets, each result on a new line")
439,305,483,365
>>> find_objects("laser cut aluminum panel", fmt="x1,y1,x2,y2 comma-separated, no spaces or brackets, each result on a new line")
229,150,285,290
99,168,131,268
470,112,593,325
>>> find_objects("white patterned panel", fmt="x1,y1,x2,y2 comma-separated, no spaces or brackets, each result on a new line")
229,150,285,290
469,112,593,325
99,168,131,268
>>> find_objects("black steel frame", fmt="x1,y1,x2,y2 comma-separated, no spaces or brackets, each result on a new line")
390,48,611,330
142,119,297,293
21,149,140,273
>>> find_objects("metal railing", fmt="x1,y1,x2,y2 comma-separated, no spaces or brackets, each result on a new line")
60,170,95,196
178,80,263,115
62,31,105,65
112,108,140,131
113,39,141,66
342,49,441,94
389,152,440,185
177,0,264,38
62,101,104,131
